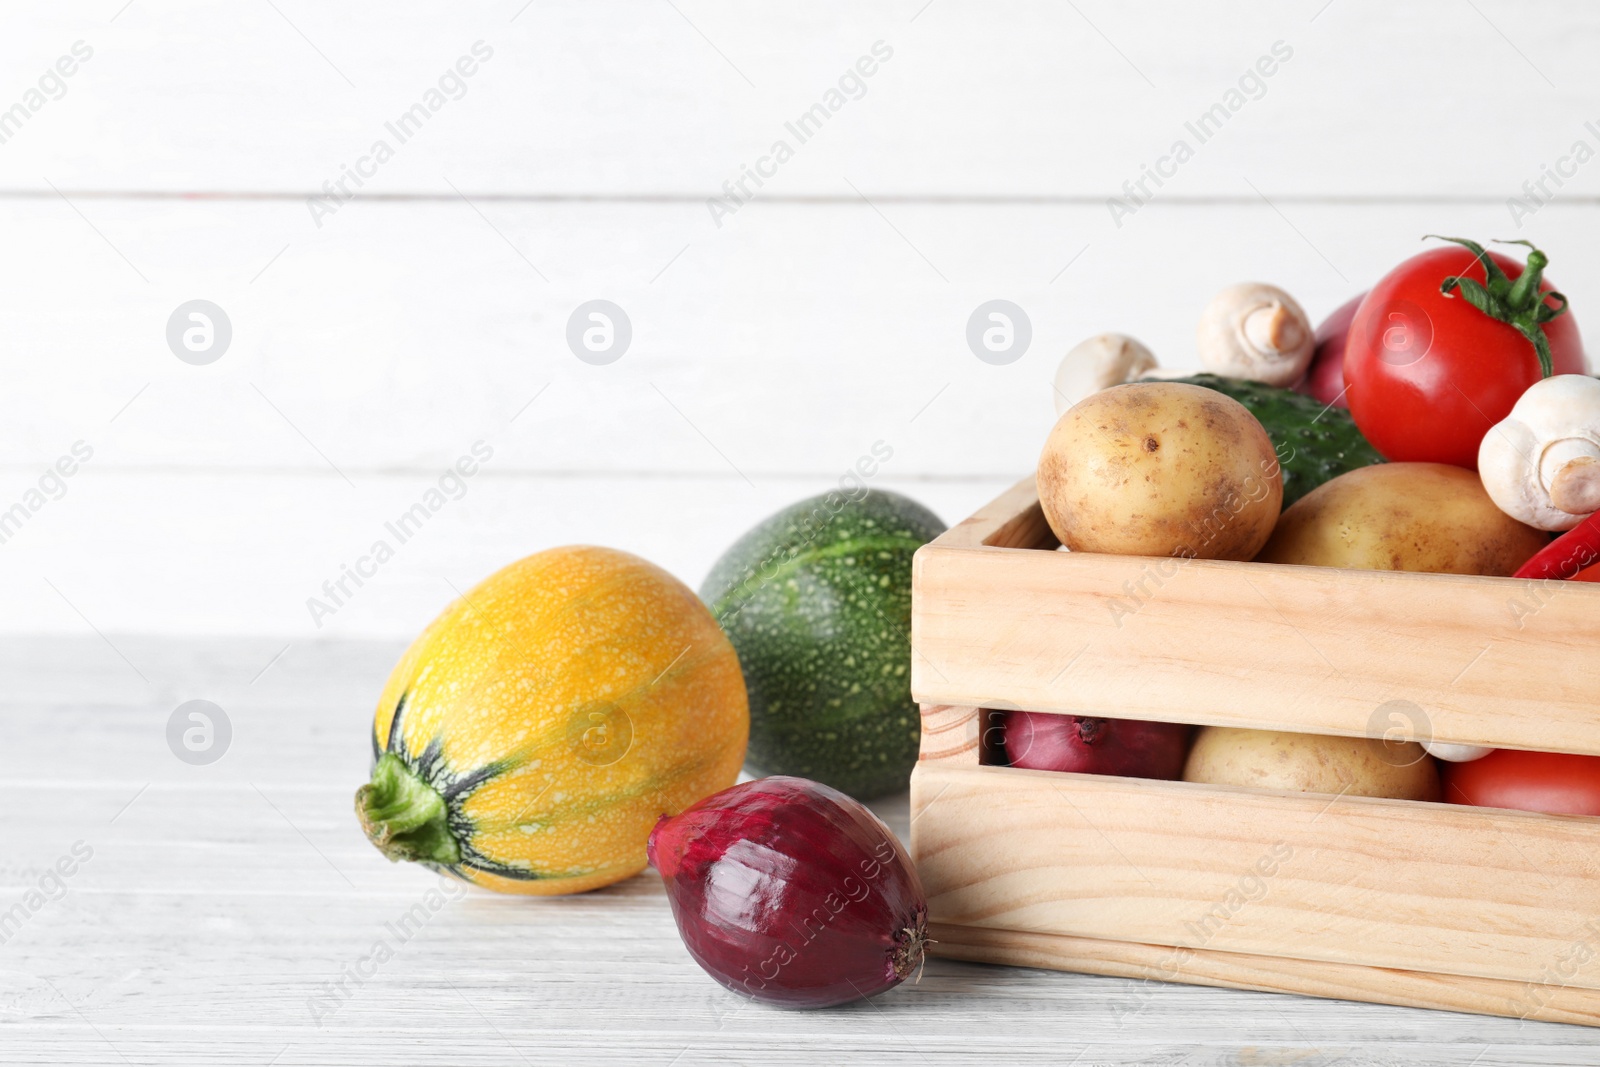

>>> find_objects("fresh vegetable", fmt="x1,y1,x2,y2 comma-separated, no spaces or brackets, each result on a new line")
1038,382,1282,559
1165,373,1385,507
1184,727,1440,801
1256,462,1548,575
1515,509,1600,581
701,489,944,800
1442,749,1600,816
1053,333,1157,414
1195,283,1314,387
648,776,927,1008
1344,237,1584,469
1001,711,1191,779
1421,741,1492,763
357,546,748,896
1479,375,1600,531
1296,292,1364,408
1052,281,1316,414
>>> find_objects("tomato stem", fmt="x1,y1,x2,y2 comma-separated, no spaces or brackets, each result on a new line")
1504,245,1547,311
1425,234,1567,378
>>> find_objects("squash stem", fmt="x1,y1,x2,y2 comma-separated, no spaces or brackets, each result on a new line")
355,753,461,866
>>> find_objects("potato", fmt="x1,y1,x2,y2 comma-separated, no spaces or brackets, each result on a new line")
1038,382,1283,560
1255,462,1548,575
1184,726,1440,801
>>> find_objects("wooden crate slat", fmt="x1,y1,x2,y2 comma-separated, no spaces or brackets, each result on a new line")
911,481,1600,757
911,761,1600,992
929,922,1600,1027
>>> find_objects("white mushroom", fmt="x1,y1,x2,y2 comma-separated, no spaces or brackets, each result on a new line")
1479,374,1600,531
1422,741,1493,763
1052,333,1159,415
1195,283,1314,388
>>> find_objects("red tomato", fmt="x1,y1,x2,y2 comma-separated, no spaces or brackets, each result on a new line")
1442,748,1600,817
1344,243,1584,469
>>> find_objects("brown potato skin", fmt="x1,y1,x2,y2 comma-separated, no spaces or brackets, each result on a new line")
1255,462,1548,576
1183,726,1440,801
1037,383,1283,560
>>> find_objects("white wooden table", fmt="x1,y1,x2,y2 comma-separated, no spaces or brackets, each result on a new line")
5,635,1599,1066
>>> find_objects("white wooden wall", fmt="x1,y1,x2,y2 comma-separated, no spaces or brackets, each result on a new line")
3,0,1598,638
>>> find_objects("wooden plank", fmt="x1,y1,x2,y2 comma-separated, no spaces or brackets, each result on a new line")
3,2,1595,198
929,923,1600,1029
11,199,1600,484
0,469,1002,638
910,762,1600,991
911,484,1600,756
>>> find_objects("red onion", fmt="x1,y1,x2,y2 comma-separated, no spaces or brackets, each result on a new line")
1002,710,1191,779
647,776,927,1008
1295,291,1366,408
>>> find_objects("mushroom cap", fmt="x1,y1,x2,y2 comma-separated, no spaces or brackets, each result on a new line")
1196,283,1314,388
1479,374,1600,531
1422,740,1493,763
1053,333,1157,415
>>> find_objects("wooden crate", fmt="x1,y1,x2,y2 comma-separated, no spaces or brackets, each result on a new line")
909,475,1600,1026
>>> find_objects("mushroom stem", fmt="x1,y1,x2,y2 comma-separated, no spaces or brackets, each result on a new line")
1547,450,1600,515
1241,301,1304,358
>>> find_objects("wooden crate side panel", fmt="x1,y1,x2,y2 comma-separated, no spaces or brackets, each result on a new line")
929,923,1600,1028
909,763,1600,991
911,540,1600,757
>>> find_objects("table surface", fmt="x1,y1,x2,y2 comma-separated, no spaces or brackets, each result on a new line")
3,635,1598,1066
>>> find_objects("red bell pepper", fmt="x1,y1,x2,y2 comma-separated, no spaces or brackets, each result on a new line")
1513,510,1600,581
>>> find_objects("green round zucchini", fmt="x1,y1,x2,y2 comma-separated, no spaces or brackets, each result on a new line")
700,489,945,799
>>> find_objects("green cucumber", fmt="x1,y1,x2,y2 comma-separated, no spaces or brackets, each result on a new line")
1159,374,1385,507
700,489,945,799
